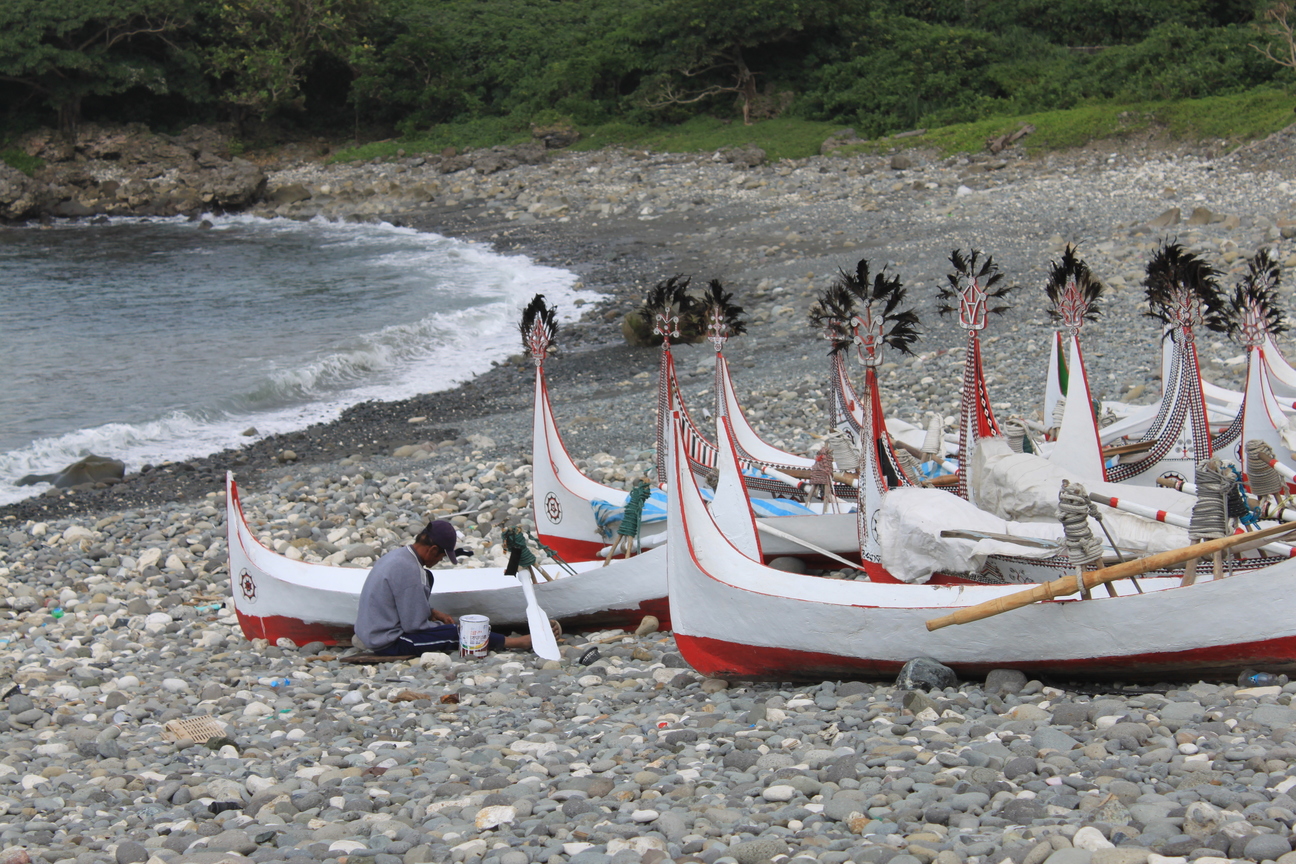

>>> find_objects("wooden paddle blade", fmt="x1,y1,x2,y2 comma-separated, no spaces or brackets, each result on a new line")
520,569,560,660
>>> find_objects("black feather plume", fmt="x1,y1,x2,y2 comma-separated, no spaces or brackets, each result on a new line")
938,249,1013,322
1044,245,1104,332
697,278,747,343
808,283,857,354
1207,249,1287,344
1143,242,1223,332
639,275,696,342
818,257,922,356
519,293,558,361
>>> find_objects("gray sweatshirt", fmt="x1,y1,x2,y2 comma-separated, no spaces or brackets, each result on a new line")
355,546,434,649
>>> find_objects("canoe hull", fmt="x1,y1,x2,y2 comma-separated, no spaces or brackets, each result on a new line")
227,473,670,646
665,409,1296,683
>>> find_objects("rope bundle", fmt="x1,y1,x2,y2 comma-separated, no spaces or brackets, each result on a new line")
1245,439,1285,498
1051,397,1067,430
1189,459,1230,540
1058,480,1103,567
922,412,943,458
824,431,858,474
1003,417,1029,453
617,479,653,538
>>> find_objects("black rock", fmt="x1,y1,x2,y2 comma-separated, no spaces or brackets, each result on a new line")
896,657,956,691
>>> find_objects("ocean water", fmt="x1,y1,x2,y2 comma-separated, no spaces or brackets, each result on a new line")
0,215,598,506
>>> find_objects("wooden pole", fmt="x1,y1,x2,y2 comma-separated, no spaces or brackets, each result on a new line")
925,519,1296,632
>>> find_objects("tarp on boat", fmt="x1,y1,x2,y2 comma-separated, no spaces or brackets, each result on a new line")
969,437,1193,544
878,487,1063,583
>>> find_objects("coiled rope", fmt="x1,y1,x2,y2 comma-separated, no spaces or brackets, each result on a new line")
922,412,943,458
617,479,653,538
1245,439,1285,498
1051,397,1067,430
1223,464,1261,529
825,431,858,474
1057,480,1103,567
1189,459,1230,540
1003,417,1029,453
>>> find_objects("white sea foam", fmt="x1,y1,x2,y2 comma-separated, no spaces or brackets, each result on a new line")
0,215,600,506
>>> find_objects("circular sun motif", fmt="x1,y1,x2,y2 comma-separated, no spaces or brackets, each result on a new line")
544,493,562,524
239,570,257,603
1160,470,1187,487
869,512,880,543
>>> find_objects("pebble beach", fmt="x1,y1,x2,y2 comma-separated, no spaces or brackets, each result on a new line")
7,128,1296,864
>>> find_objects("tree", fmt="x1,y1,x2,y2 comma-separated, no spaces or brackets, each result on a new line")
635,0,854,124
199,0,375,127
1252,1,1296,74
0,0,193,139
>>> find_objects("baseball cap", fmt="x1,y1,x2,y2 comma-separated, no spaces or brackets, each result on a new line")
419,520,459,564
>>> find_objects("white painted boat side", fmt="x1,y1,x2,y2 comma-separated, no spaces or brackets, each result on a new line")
665,409,1296,673
227,472,669,631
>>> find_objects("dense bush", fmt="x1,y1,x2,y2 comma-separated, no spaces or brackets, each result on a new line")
0,0,1289,143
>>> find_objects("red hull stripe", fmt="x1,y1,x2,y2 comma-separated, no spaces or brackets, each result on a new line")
236,599,672,647
535,533,606,564
676,632,1296,683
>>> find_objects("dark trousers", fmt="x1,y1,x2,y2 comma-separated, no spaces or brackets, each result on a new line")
374,624,505,655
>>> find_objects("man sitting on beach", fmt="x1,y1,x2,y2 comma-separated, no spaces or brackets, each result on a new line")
356,520,543,655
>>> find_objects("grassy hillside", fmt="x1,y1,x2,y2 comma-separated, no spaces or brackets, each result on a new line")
330,88,1296,164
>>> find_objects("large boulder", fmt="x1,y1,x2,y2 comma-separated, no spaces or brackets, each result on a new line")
193,159,267,208
532,123,580,149
17,454,125,488
714,145,766,167
0,164,41,221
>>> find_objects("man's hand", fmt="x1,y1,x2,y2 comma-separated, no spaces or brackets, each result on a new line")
431,608,456,627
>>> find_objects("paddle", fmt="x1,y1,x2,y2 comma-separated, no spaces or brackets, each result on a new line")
506,546,560,661
925,519,1296,632
754,521,868,572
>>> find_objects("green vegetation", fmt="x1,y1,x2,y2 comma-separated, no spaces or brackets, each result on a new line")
0,148,44,176
1,0,1294,158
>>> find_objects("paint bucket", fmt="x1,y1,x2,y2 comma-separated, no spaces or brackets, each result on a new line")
458,615,491,658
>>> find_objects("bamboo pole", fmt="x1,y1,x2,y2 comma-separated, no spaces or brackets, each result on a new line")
925,519,1296,632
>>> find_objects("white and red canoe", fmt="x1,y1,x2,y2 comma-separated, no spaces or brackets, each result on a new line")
533,347,858,564
226,472,669,646
665,409,1296,682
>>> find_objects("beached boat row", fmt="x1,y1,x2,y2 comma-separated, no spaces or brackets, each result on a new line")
227,242,1296,680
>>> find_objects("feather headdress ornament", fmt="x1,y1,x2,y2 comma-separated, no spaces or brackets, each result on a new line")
938,248,1012,331
639,275,696,345
1044,245,1104,337
811,258,920,364
519,294,558,365
698,279,747,350
1143,242,1222,339
1207,249,1286,348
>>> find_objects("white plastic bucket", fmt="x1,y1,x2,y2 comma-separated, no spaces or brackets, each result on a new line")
459,615,491,658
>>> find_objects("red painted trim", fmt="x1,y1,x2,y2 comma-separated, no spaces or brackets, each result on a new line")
535,533,606,563
236,599,671,646
235,608,355,646
676,631,1296,682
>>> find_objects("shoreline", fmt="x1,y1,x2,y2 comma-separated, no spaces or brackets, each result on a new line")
4,131,1296,523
